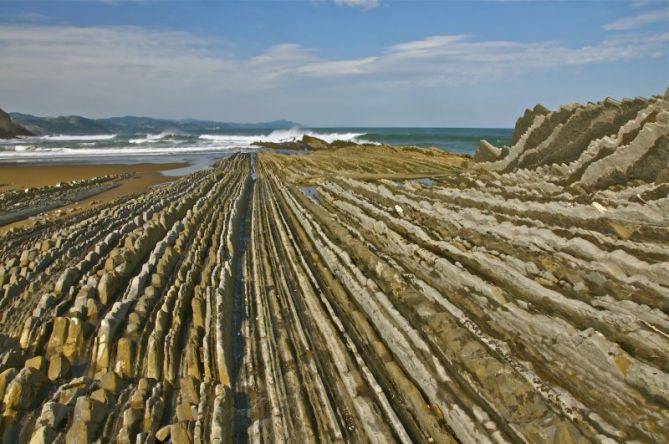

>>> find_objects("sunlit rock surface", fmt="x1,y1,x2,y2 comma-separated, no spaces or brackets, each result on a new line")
0,92,668,443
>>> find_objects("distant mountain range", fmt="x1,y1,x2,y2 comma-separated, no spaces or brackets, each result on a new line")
9,112,301,136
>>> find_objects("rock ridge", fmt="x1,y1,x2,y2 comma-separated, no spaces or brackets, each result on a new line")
0,92,667,442
475,90,669,190
0,108,32,139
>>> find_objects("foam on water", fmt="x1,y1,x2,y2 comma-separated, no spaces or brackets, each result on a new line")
37,134,117,141
0,129,374,161
0,128,513,162
0,144,252,160
199,128,370,147
129,132,179,144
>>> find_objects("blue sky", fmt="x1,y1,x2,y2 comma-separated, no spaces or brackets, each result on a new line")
0,0,667,126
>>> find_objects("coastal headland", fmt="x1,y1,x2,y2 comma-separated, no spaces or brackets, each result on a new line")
0,90,668,443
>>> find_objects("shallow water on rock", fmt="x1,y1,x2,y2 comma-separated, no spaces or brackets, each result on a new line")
410,177,434,185
299,185,322,203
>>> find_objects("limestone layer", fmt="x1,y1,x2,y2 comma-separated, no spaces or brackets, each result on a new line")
0,92,668,443
475,89,669,190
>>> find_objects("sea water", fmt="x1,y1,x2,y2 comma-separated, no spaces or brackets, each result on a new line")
0,128,512,168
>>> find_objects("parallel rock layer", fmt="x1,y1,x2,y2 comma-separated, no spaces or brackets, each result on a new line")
0,92,668,443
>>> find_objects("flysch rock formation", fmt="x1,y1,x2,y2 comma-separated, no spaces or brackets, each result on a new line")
0,91,668,443
475,89,669,189
1,175,129,227
0,108,33,139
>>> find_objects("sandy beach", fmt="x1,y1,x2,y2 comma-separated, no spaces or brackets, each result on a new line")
0,162,186,191
0,162,187,233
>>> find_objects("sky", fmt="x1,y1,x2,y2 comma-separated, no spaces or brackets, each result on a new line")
0,0,667,127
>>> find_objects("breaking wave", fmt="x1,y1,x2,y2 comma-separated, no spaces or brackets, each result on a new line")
37,134,117,141
199,128,370,147
129,132,179,144
0,128,382,161
0,145,251,159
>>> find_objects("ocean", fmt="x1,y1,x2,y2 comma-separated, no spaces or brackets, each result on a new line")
0,128,512,172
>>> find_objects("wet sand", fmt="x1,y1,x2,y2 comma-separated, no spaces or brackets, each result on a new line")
0,162,186,191
0,162,187,233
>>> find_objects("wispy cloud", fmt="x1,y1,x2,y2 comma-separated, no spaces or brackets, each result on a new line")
603,8,669,30
14,12,50,22
1,25,666,88
278,32,669,87
0,24,666,121
334,0,380,10
631,0,656,9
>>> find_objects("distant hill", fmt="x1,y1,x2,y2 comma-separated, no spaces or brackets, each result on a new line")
9,112,301,135
0,108,33,139
11,113,111,136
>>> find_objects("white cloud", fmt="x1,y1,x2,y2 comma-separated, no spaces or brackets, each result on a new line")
288,32,669,86
631,0,655,8
0,24,666,122
247,44,317,80
603,8,669,30
391,35,468,53
334,0,379,10
14,12,50,22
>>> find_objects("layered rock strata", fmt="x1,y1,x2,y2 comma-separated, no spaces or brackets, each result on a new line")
475,90,669,189
0,175,128,226
0,92,667,443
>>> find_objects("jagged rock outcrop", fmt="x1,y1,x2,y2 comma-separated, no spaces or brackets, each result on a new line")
300,135,332,150
473,139,502,162
511,103,550,145
475,90,669,190
0,108,32,139
253,135,370,151
0,92,668,442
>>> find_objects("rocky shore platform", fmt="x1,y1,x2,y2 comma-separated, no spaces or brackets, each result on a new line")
0,163,186,234
0,91,667,443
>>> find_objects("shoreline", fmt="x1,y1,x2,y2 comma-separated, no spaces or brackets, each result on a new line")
0,161,188,233
0,91,668,442
0,162,187,190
